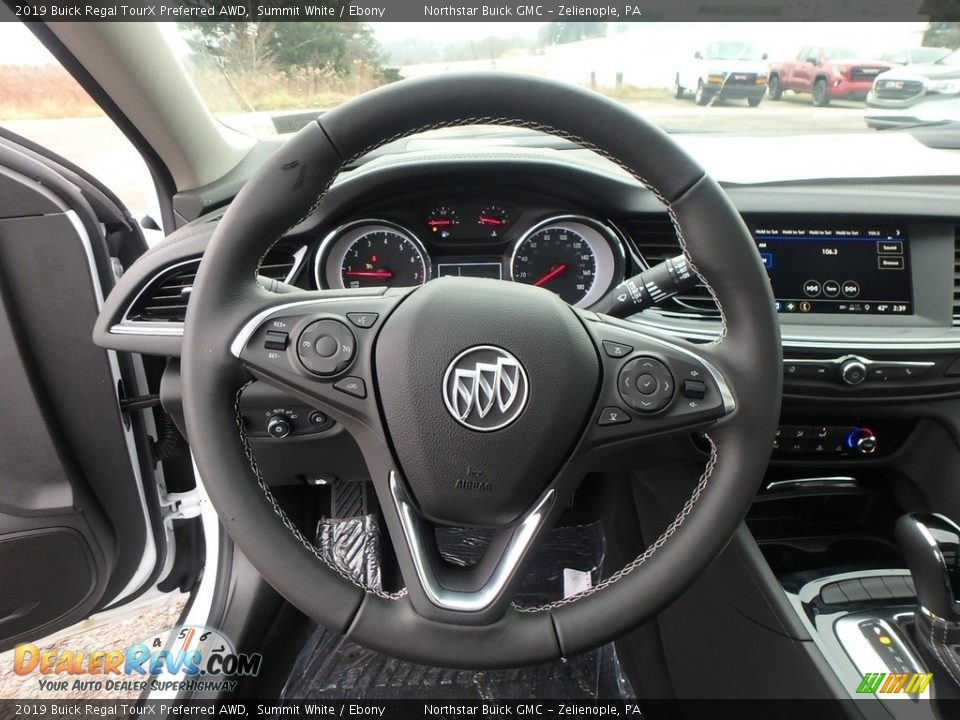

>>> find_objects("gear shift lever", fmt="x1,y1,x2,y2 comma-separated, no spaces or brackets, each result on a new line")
895,512,960,622
895,513,960,694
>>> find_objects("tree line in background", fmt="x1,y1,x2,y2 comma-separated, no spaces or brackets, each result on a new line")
178,21,608,112
179,21,608,79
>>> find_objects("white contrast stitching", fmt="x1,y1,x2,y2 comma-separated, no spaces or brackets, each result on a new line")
932,614,960,684
233,380,407,600
240,115,728,604
514,435,718,612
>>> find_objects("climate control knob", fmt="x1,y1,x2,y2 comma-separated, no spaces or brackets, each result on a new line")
840,359,867,386
847,427,877,455
266,415,292,439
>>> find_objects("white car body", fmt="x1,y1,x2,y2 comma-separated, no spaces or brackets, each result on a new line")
676,42,770,105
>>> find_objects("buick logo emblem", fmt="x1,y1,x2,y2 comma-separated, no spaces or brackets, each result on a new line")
443,346,528,431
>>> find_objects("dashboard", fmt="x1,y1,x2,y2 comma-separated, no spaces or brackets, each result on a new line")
98,150,960,369
92,150,960,483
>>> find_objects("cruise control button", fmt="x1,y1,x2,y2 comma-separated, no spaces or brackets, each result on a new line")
314,335,339,357
598,406,631,426
297,320,356,376
602,340,633,358
347,312,379,328
333,376,366,399
264,330,289,351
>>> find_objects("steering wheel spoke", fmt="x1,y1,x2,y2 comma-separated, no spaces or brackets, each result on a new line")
579,312,735,452
381,470,561,623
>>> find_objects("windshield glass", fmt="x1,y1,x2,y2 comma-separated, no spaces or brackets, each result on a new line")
912,47,951,63
938,49,960,65
702,42,763,60
166,21,950,139
821,47,861,60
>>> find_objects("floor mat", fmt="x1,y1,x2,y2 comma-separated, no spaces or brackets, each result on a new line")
280,627,632,700
282,515,633,699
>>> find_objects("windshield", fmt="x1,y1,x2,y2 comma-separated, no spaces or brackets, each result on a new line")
702,42,764,61
161,21,956,139
938,49,960,66
821,47,861,60
912,47,951,63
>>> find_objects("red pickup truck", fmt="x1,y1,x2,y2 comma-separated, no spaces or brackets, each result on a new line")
769,46,891,106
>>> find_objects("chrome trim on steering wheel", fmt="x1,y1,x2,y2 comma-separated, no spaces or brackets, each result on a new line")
389,472,555,613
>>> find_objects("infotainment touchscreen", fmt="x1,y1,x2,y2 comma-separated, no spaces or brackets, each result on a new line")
752,225,913,316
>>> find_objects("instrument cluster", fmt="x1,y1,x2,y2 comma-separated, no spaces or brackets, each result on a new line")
313,201,626,309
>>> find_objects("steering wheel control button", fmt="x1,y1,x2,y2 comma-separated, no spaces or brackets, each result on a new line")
598,406,631,426
334,376,366,399
618,357,674,412
347,312,379,328
297,319,356,376
266,414,292,439
636,374,658,395
840,358,867,386
602,340,633,358
263,330,289,351
314,335,339,357
682,379,707,399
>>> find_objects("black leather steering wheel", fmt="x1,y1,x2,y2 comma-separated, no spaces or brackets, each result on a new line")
181,73,781,668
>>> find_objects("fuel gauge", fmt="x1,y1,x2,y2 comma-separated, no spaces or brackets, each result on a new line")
426,206,460,238
478,205,511,237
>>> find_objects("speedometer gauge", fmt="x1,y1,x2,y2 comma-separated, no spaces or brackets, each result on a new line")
316,221,431,290
510,216,623,308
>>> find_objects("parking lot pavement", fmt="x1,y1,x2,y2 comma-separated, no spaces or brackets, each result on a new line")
627,94,869,133
0,93,872,216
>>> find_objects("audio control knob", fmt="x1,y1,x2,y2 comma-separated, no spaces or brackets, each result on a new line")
266,415,292,439
847,427,877,455
840,359,867,386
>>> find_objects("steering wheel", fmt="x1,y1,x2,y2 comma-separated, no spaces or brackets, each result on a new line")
181,73,781,668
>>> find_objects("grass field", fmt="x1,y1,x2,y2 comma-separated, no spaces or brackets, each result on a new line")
0,65,102,120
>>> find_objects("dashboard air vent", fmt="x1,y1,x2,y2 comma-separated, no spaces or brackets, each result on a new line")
624,215,719,317
128,245,303,323
954,225,960,327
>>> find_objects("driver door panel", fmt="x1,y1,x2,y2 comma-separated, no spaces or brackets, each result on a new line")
0,139,164,651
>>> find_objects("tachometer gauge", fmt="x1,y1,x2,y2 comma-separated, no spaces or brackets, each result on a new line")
316,221,431,290
509,216,623,308
426,206,460,238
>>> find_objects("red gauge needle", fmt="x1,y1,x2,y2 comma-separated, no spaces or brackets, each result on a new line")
532,264,567,287
479,216,505,226
343,270,393,279
427,219,452,227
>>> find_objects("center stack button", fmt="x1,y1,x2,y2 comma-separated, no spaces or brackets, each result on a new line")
297,319,356,376
618,357,675,412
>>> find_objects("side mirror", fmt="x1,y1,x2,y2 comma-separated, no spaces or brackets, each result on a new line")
762,52,768,60
806,56,819,65
694,51,702,59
